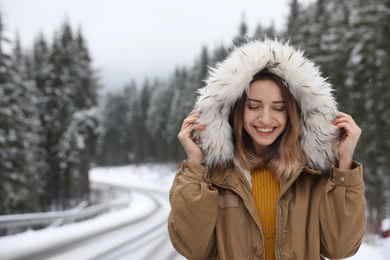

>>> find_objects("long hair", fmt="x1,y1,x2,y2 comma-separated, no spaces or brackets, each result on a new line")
230,70,307,180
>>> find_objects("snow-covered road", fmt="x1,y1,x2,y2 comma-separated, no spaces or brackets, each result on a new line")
39,188,181,260
0,164,384,260
0,164,184,260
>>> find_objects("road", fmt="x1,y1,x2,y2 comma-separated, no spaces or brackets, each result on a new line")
8,186,184,260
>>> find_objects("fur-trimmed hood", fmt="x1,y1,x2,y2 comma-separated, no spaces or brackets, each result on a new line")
194,39,340,172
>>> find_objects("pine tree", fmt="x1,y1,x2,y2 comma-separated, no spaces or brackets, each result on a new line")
0,12,14,214
99,85,136,165
211,44,228,65
57,26,100,205
39,30,70,209
57,108,99,202
73,28,99,109
0,17,41,214
126,82,140,163
285,0,302,43
253,24,277,40
9,34,42,213
53,21,100,208
133,80,153,162
27,20,101,210
345,0,390,234
164,67,190,161
378,0,390,219
231,19,250,47
145,79,175,162
30,33,54,210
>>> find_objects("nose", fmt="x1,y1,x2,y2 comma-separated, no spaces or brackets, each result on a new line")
258,108,271,125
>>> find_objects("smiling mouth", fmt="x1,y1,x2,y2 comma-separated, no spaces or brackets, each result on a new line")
256,127,274,132
255,127,276,135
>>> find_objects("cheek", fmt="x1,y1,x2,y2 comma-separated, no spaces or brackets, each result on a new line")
243,110,254,131
243,109,255,125
280,113,288,129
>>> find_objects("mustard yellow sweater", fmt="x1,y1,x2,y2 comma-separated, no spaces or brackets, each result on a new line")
251,169,280,260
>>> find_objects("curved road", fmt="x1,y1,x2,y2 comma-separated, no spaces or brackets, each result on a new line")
25,185,183,260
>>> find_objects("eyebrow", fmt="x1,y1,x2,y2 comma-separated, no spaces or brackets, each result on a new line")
246,98,285,104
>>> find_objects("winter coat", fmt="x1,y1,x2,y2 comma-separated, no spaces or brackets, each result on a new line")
168,161,365,260
168,39,366,259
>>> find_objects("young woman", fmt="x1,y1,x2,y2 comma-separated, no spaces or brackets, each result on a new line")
168,39,366,260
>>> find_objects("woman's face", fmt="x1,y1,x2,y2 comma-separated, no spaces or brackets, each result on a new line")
243,79,288,155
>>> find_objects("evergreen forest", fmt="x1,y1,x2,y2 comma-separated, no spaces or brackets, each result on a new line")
0,0,389,235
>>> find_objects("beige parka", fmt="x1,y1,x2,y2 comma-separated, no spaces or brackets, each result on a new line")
168,161,365,260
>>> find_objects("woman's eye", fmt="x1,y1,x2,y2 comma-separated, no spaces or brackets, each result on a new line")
247,104,261,110
274,107,285,111
246,100,261,110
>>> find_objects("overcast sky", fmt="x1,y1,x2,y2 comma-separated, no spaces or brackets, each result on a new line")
1,0,314,92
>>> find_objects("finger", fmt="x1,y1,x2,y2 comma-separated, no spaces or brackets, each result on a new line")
335,112,351,121
182,116,198,129
187,109,195,118
336,111,349,117
189,123,206,131
334,112,358,127
335,122,351,136
335,120,362,140
179,119,205,138
187,108,200,118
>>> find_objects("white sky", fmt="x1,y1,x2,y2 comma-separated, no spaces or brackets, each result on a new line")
1,0,314,92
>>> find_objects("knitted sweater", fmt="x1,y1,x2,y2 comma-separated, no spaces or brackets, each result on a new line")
251,169,280,260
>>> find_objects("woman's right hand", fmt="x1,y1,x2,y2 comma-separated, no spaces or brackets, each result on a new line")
178,110,206,164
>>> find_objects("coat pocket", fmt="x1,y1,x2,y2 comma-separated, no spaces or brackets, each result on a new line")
218,190,239,208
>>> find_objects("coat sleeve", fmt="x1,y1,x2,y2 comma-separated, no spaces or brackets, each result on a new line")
319,161,366,259
167,161,219,260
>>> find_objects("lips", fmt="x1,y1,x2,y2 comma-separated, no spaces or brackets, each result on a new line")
256,127,274,133
254,127,276,136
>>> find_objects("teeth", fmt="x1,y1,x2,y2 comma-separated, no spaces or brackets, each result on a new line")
257,128,274,133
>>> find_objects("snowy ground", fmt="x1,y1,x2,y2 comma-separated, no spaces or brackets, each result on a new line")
0,163,385,260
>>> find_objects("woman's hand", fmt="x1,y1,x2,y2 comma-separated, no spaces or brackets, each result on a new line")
178,110,206,165
333,112,362,170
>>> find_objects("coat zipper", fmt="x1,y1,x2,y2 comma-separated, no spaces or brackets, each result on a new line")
277,186,291,260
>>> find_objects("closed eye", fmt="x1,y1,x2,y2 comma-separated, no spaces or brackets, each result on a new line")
273,107,285,111
246,100,262,110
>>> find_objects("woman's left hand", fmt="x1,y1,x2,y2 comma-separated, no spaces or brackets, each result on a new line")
333,112,362,170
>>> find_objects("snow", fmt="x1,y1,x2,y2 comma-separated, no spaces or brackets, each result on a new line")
0,192,153,259
0,163,385,260
344,242,383,260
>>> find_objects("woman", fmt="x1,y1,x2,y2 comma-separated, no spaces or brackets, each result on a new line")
168,39,366,260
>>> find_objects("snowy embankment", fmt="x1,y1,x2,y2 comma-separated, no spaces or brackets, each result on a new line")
0,163,384,260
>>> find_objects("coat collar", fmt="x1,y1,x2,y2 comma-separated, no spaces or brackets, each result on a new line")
209,162,322,192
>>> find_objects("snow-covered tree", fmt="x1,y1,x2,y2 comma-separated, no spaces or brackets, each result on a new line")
131,80,154,163
285,0,304,43
72,28,99,110
0,17,41,214
99,83,139,165
57,108,100,205
145,79,175,162
344,0,390,234
26,20,100,210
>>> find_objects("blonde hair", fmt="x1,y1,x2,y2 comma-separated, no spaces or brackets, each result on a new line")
230,70,306,180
